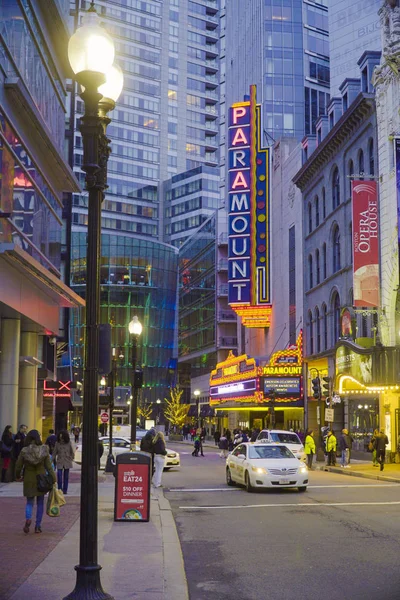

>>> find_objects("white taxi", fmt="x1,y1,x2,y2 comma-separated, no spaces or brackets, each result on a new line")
74,436,180,470
226,442,308,493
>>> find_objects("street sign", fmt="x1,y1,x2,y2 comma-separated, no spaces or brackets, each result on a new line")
100,412,109,423
325,408,334,422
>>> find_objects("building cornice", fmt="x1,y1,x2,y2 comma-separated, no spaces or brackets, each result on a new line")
293,93,375,191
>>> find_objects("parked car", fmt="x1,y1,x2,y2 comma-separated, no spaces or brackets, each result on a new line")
226,442,308,493
74,435,180,471
256,429,306,461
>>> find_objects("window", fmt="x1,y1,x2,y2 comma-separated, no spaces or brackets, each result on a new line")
369,139,374,177
333,225,341,272
322,243,327,279
332,292,341,342
316,249,320,284
322,187,326,219
315,196,320,227
308,202,312,233
308,310,314,355
332,167,340,208
348,160,354,197
322,303,328,349
308,254,313,289
315,307,321,353
359,150,365,180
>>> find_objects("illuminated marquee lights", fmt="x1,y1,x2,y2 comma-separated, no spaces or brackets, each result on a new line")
228,85,271,327
210,351,258,385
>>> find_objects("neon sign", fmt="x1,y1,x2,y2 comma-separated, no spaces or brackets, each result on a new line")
228,85,271,328
43,380,72,398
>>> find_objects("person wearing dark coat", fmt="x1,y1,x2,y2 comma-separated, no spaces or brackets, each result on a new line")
214,430,221,446
15,429,56,534
1,425,14,482
376,429,389,471
45,429,57,456
13,424,28,460
98,439,104,470
140,428,156,474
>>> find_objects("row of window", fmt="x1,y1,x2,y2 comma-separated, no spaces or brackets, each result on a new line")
307,139,375,234
307,292,339,355
307,225,341,290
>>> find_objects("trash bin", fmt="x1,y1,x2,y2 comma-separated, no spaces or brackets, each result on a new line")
114,451,151,522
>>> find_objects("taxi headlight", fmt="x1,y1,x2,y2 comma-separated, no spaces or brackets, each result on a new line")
251,466,267,474
299,466,308,474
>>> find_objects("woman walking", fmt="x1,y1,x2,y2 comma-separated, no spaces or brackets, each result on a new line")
15,429,56,533
53,430,75,494
305,429,316,470
1,425,14,482
152,431,167,488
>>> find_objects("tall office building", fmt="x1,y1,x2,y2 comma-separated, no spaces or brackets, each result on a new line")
224,0,330,144
328,0,381,96
68,0,220,404
71,0,220,242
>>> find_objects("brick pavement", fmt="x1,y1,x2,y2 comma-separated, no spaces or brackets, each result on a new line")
0,490,80,600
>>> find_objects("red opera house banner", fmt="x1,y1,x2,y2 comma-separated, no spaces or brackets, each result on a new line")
352,180,379,307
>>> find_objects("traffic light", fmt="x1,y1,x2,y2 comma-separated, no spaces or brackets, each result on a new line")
322,376,331,397
134,368,143,389
311,377,321,399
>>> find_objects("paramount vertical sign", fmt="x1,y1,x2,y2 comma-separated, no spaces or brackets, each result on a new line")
228,85,272,328
352,180,379,307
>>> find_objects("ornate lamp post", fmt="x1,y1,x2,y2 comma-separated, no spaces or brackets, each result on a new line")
128,316,143,446
65,5,123,599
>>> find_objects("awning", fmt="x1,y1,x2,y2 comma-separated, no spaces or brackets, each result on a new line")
187,404,198,417
200,405,215,418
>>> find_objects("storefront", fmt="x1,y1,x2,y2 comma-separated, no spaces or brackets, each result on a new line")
209,332,304,431
335,340,400,457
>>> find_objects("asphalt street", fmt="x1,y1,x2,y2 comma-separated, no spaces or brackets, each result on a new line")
164,442,400,600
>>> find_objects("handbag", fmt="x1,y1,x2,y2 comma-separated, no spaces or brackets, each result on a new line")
46,485,61,517
1,442,11,454
37,472,54,493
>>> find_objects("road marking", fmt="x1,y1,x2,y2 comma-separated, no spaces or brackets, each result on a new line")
308,484,400,488
168,483,399,493
179,501,400,510
168,487,241,492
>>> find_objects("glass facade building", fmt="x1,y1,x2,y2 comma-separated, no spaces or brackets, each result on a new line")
163,165,220,247
70,233,178,405
224,0,330,142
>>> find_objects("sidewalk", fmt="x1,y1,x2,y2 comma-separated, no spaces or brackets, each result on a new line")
316,460,400,483
0,473,188,600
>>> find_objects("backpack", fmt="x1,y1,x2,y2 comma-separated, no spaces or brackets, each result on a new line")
140,436,154,453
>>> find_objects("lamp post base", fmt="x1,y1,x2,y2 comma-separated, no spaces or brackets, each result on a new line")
105,454,115,473
63,565,114,600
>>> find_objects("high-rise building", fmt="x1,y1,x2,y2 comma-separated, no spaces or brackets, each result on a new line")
68,1,221,405
328,0,381,96
224,0,330,143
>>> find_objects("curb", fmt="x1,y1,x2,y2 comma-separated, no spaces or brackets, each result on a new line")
158,490,189,600
315,464,400,484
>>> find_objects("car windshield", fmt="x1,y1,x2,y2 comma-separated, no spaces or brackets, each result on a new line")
249,446,294,459
270,432,301,445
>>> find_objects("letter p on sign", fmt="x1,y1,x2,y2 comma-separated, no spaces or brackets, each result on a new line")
233,106,247,124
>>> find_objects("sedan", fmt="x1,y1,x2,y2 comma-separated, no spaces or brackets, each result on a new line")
226,442,308,493
74,436,180,471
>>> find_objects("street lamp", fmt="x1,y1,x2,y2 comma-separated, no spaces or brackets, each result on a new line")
65,5,122,600
156,398,161,425
128,316,142,446
194,389,201,427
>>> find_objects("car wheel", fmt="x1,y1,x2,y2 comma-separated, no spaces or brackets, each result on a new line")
245,471,254,493
298,486,307,493
226,467,235,486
